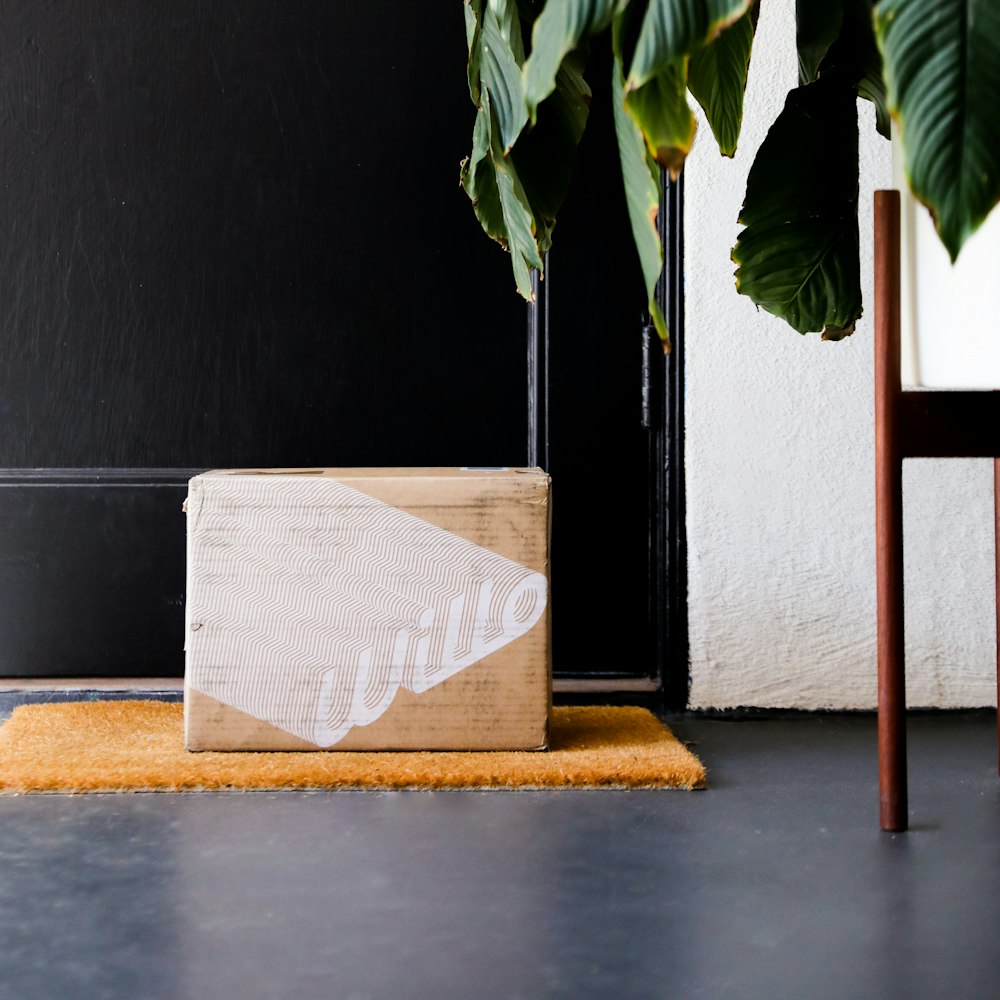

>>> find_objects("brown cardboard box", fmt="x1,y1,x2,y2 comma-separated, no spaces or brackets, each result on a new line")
183,468,551,751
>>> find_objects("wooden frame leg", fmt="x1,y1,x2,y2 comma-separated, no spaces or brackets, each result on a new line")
876,430,906,831
875,190,907,832
995,458,1000,776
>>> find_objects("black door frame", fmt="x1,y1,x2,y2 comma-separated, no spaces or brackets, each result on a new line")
528,173,687,708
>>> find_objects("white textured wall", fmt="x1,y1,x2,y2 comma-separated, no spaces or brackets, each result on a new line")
684,0,997,709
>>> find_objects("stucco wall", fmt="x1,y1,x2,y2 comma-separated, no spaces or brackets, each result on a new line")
684,0,997,709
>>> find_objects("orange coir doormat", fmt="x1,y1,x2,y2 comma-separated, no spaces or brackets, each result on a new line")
0,701,705,793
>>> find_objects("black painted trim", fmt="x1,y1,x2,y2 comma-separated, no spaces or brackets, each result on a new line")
526,175,687,701
661,173,689,710
527,258,550,470
0,469,203,486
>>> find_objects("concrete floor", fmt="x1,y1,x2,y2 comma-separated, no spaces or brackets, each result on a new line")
1,704,999,999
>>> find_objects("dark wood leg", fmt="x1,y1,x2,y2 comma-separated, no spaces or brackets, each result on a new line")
875,190,907,831
995,458,1000,775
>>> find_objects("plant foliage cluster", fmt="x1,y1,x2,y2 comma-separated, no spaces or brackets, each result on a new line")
462,0,1000,348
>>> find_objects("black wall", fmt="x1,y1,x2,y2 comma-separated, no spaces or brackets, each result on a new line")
0,2,529,676
0,3,666,682
0,2,526,471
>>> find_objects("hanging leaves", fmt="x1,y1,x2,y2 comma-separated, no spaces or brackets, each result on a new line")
732,80,862,338
688,3,758,156
460,0,1000,348
462,0,593,299
613,32,669,344
876,0,1000,260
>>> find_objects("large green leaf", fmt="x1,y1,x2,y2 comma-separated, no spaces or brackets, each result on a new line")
732,80,861,338
623,58,695,177
687,2,758,156
522,0,622,119
875,0,1000,260
627,0,752,89
465,0,484,103
461,96,542,300
461,104,504,247
479,3,529,152
796,0,843,85
795,1,887,137
491,117,546,295
462,2,543,300
512,49,592,253
492,0,527,62
612,39,668,346
844,2,889,141
463,0,594,300
817,0,888,138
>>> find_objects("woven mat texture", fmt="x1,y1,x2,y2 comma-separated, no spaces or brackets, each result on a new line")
0,701,706,793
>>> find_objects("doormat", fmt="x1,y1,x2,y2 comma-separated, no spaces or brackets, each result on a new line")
0,701,705,793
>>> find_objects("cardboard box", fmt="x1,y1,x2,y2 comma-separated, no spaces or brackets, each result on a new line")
183,468,551,751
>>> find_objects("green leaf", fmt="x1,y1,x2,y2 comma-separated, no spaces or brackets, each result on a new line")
623,60,696,177
512,49,592,253
491,0,527,63
688,2,758,156
732,80,861,338
627,0,752,90
796,1,887,136
855,72,889,142
465,0,484,103
796,0,843,85
817,0,889,139
494,149,544,295
875,0,1000,260
463,1,593,301
479,3,529,153
522,0,622,120
612,40,668,347
461,95,542,301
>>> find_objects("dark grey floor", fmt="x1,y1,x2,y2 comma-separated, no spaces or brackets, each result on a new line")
2,704,1000,1000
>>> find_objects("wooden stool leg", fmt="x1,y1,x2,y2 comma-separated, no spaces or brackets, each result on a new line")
995,458,1000,775
875,190,907,831
876,432,906,830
